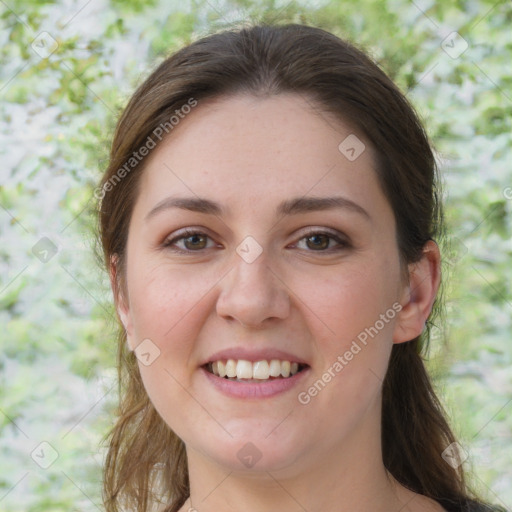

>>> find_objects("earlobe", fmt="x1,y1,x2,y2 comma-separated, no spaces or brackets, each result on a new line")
110,254,135,351
392,240,441,345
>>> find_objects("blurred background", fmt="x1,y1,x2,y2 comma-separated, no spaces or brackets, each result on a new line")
0,0,511,510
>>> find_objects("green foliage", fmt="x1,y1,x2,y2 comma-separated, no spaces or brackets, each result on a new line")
0,0,510,510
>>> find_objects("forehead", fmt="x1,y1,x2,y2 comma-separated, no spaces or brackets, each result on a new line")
135,93,386,218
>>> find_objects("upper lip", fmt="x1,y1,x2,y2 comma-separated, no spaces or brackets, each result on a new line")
201,347,309,366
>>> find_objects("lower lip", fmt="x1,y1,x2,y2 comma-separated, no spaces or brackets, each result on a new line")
200,366,310,399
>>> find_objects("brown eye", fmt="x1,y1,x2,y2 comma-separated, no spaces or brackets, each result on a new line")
305,233,331,250
182,233,208,250
294,230,350,253
163,230,215,252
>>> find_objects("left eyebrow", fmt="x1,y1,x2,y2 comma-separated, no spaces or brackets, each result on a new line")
276,195,370,220
144,195,370,222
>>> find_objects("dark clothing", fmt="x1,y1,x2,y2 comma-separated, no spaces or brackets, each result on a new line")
439,499,509,512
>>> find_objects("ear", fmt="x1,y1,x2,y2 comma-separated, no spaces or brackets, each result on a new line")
110,254,135,351
393,240,441,344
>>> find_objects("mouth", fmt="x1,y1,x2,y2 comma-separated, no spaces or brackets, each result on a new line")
202,359,309,382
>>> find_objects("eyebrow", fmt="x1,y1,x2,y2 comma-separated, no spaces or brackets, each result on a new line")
145,195,370,221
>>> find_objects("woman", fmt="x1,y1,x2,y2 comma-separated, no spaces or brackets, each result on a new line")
97,23,505,512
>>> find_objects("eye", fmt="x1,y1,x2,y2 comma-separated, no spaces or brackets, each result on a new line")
162,228,350,254
163,229,217,252
293,229,349,252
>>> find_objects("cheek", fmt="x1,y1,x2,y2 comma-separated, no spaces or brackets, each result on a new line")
126,262,214,436
292,257,400,397
295,265,397,423
127,259,219,344
296,258,399,344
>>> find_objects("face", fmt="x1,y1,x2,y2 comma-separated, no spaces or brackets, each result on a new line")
116,93,409,476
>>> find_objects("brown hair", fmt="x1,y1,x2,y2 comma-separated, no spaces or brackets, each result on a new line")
97,22,500,512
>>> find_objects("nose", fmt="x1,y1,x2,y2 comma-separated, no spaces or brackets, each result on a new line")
216,249,291,328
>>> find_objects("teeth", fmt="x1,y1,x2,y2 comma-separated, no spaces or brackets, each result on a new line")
217,360,226,378
225,359,237,378
269,359,281,377
253,360,270,379
281,360,291,378
236,360,253,379
208,359,303,380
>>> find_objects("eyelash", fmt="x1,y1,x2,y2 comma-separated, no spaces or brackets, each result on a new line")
162,228,350,254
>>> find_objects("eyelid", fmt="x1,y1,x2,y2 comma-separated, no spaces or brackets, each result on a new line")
290,227,350,250
162,227,218,252
162,226,350,253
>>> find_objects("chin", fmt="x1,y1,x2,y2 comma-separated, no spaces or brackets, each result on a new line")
197,431,305,474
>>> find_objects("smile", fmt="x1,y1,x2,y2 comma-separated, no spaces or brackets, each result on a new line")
205,359,307,381
201,359,310,399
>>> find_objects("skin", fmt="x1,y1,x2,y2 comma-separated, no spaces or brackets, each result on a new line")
113,93,443,512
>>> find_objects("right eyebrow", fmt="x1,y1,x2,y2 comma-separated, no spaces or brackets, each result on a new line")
145,196,225,221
